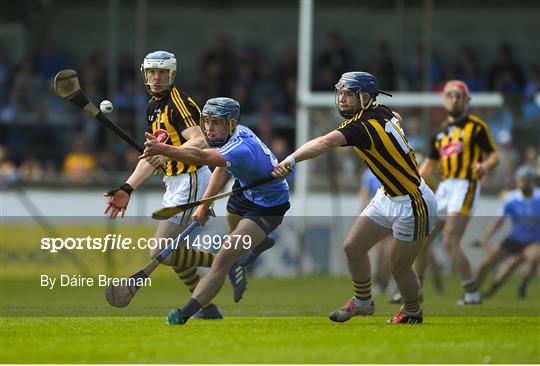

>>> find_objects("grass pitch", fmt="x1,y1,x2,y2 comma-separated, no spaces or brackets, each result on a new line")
1,276,539,363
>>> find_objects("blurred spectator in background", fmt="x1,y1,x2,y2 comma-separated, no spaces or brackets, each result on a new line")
255,116,274,148
0,25,536,190
200,34,235,101
231,44,259,114
63,134,96,182
0,87,23,122
252,62,284,112
270,136,291,163
490,130,519,189
117,52,135,89
403,115,427,154
522,64,540,125
404,45,443,91
87,50,107,96
477,106,513,142
18,156,43,182
12,58,42,109
0,145,17,184
93,151,117,183
369,41,396,91
27,101,63,174
315,31,351,90
523,146,539,170
313,64,338,92
275,47,297,86
456,46,484,92
0,44,9,102
114,79,146,118
33,37,66,83
275,47,298,115
488,43,526,95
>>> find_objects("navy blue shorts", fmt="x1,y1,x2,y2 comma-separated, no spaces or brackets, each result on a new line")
226,185,289,235
501,238,531,254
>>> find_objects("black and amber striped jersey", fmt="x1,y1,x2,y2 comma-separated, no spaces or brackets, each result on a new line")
428,114,496,181
337,103,422,197
146,85,202,176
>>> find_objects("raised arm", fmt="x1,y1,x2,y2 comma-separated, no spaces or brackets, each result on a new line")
192,167,231,225
419,158,439,179
139,132,226,167
272,130,347,178
180,125,208,149
473,151,499,179
475,216,505,248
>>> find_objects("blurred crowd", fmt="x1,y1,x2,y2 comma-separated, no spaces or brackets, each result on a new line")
0,33,538,191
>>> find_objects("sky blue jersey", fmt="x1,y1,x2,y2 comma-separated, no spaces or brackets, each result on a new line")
500,187,540,244
219,125,289,207
361,169,382,199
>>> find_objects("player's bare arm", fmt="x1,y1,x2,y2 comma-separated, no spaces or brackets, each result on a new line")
192,167,231,226
475,216,504,248
103,158,159,219
140,132,226,167
272,130,347,178
472,151,499,179
180,125,209,149
419,158,439,179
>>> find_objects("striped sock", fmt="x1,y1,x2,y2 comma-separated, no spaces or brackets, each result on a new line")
353,279,372,301
173,266,200,293
462,279,478,293
403,295,421,314
170,245,214,268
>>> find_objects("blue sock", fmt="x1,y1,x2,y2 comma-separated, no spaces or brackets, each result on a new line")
180,298,202,320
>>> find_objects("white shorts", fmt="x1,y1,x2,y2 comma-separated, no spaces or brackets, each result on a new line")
362,180,438,242
162,166,211,226
435,178,480,218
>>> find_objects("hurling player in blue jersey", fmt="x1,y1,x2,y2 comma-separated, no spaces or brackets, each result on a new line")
473,165,540,299
139,97,290,325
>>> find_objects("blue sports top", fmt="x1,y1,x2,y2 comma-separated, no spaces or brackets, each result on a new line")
219,125,289,207
361,169,382,199
500,187,540,244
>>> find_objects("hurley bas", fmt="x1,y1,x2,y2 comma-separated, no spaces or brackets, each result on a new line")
40,274,151,290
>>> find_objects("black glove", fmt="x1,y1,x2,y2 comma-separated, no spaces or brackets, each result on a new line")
105,183,134,197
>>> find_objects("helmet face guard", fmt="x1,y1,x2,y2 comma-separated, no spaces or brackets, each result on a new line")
140,51,177,97
200,98,240,148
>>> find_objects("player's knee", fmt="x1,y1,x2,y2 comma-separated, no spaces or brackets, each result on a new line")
343,238,365,258
343,241,359,260
524,244,540,261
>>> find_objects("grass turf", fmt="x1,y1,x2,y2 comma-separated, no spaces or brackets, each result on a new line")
1,276,539,363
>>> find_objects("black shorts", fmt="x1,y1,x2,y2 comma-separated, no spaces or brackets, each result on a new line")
226,189,290,235
501,238,531,254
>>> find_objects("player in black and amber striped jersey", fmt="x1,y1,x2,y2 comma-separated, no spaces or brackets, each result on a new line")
273,71,438,324
146,85,202,176
417,80,499,305
104,51,230,319
337,102,422,197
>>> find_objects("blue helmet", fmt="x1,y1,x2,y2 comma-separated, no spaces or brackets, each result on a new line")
200,97,240,147
335,71,392,117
